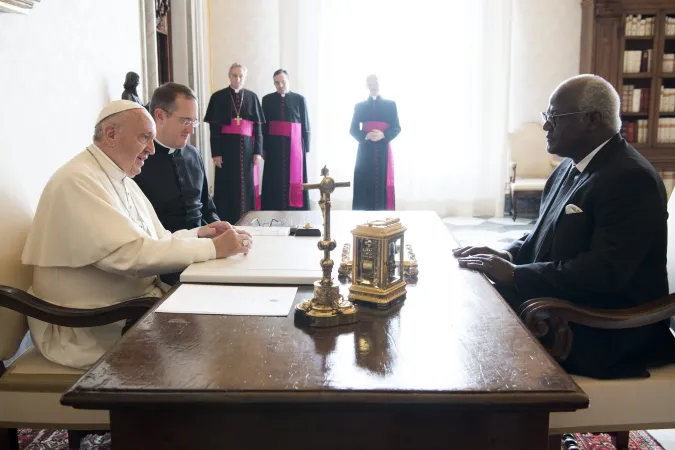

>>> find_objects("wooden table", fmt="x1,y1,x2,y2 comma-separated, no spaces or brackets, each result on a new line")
61,211,588,450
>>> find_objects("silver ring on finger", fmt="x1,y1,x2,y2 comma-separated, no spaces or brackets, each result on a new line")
243,239,250,246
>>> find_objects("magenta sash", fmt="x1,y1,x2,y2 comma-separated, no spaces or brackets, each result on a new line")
220,119,260,210
362,121,395,210
268,121,303,208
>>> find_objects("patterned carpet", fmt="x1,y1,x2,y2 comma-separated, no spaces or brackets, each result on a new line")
563,431,664,449
15,429,664,449
18,429,110,449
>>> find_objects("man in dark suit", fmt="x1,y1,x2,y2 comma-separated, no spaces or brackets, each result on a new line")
455,74,674,379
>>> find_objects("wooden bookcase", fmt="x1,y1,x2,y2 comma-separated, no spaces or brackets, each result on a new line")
581,0,675,171
156,8,173,85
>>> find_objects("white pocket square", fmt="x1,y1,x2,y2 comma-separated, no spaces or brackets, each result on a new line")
564,204,583,214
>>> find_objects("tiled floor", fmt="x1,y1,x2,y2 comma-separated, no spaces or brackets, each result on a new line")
649,430,675,450
442,215,535,249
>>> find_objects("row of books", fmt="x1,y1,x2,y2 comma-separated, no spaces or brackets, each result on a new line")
623,50,653,73
657,118,675,144
625,15,655,37
621,85,649,113
621,120,649,144
663,54,675,74
667,17,675,36
660,87,675,113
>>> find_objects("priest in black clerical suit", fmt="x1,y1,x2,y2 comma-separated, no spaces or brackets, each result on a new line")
456,75,675,379
204,62,265,224
134,141,218,231
134,82,221,286
350,74,401,211
261,69,311,211
134,83,219,232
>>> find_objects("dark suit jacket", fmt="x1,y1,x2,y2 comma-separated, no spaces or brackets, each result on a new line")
503,133,674,378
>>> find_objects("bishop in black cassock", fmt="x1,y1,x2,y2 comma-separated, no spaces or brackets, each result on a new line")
261,70,311,210
204,64,265,224
350,74,401,211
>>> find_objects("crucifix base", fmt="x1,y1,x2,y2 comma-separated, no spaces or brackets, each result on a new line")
294,281,358,328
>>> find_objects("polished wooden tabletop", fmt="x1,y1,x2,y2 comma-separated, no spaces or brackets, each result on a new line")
62,210,587,411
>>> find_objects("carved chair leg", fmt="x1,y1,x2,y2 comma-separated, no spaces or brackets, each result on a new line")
548,434,562,450
0,428,19,450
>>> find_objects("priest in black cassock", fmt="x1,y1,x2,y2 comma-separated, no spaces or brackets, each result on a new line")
350,74,401,211
204,63,265,224
134,82,220,285
261,69,311,210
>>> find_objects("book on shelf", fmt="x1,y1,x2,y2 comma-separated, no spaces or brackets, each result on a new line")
663,54,675,73
623,49,652,73
625,14,655,36
621,119,649,144
621,85,650,113
660,86,675,113
658,118,675,144
667,17,675,37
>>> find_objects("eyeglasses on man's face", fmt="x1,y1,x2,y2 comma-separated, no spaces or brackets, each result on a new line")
177,117,200,127
540,110,593,127
161,108,200,127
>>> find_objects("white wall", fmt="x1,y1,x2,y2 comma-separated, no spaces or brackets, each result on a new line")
508,0,582,131
0,0,143,291
0,0,144,212
208,0,280,96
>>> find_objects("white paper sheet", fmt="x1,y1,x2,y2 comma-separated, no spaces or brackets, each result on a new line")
155,284,298,316
234,226,291,236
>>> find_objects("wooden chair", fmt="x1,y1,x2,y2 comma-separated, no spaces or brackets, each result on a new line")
0,287,157,450
508,122,561,221
519,190,675,450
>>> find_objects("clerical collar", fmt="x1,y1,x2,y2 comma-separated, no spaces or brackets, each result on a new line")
281,93,286,98
370,95,380,101
88,143,127,181
231,86,242,94
574,137,611,173
155,138,178,155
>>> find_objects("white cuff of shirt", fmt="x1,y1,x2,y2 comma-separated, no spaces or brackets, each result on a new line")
194,236,217,261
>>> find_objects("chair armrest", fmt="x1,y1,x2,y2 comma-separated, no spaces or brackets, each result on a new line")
0,285,158,329
518,295,675,361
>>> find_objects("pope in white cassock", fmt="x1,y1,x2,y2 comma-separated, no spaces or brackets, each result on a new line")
21,100,252,369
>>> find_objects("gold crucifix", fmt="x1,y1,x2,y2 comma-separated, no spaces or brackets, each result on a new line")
235,115,242,126
295,166,358,328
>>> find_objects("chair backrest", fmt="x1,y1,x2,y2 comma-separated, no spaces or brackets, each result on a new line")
0,167,33,361
509,122,556,179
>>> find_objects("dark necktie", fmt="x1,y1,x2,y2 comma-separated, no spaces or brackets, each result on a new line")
531,165,580,262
